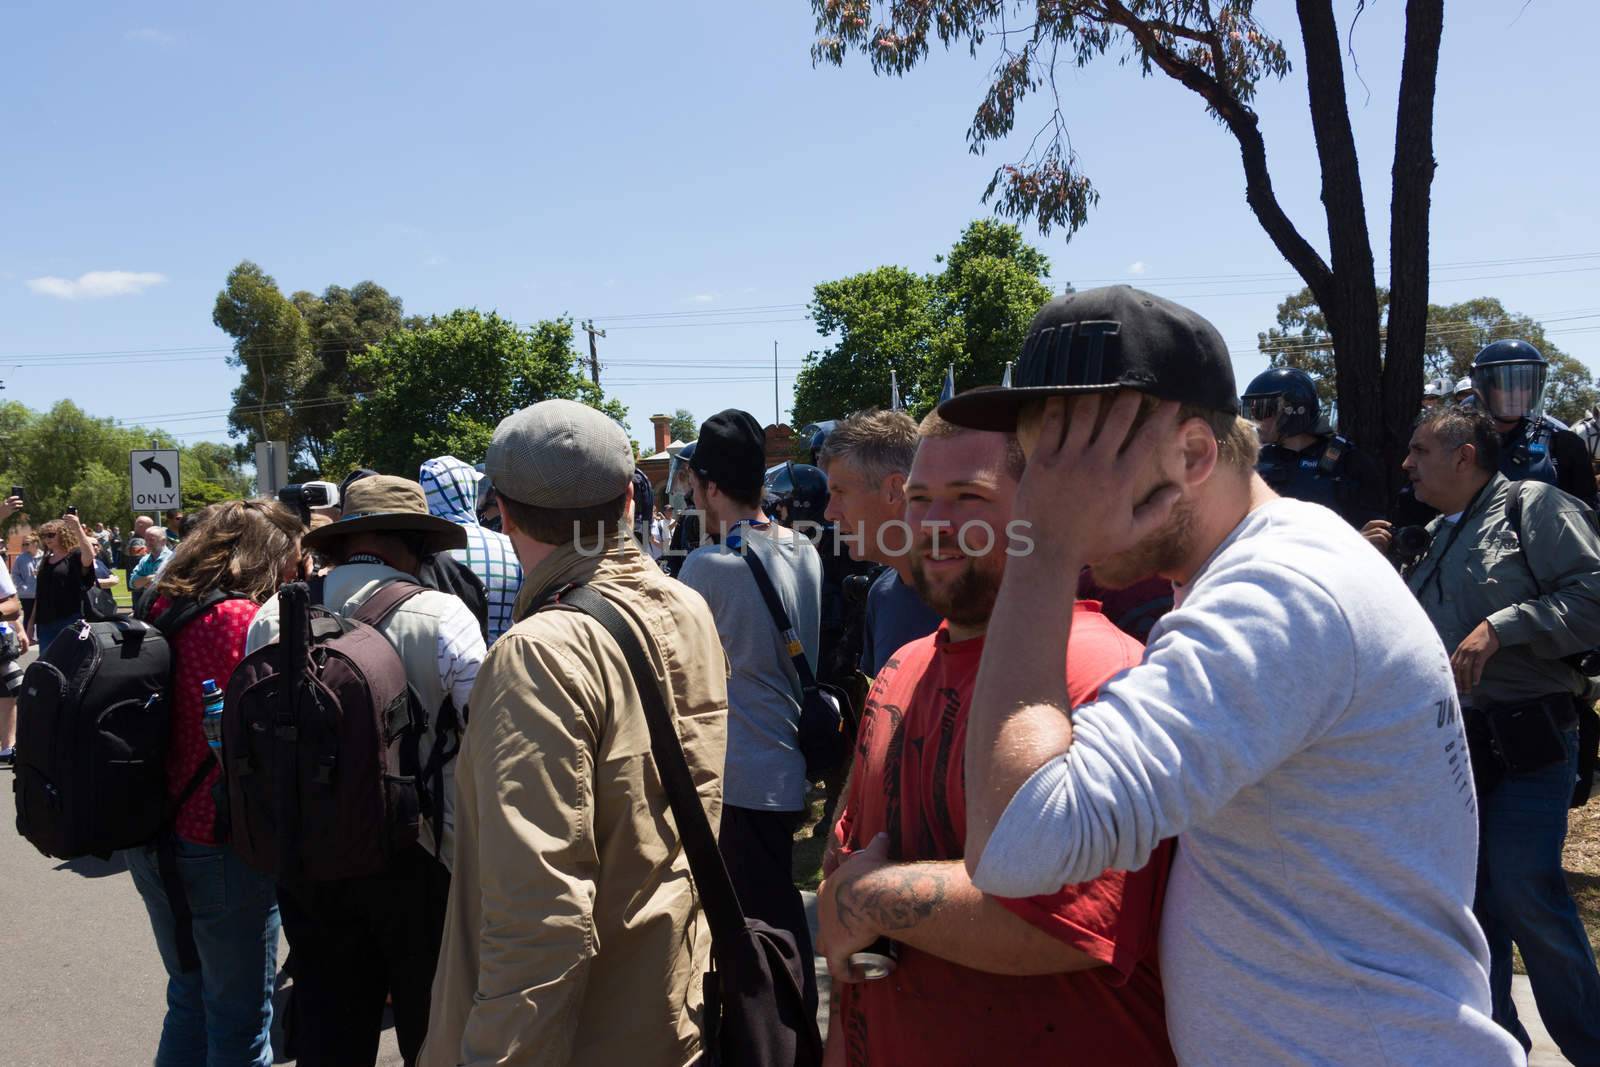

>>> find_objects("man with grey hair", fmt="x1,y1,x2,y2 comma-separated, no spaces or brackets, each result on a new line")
819,409,941,676
1401,403,1600,1060
128,526,171,591
423,399,729,1067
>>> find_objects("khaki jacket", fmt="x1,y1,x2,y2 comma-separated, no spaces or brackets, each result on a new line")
422,534,729,1067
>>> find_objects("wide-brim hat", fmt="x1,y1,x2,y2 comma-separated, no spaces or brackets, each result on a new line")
302,474,467,555
937,285,1238,432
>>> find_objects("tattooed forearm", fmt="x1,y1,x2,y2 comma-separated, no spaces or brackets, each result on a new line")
835,863,951,935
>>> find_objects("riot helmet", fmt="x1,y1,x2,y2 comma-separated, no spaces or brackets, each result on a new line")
763,462,830,528
800,420,838,465
1241,367,1320,440
1421,377,1449,408
1471,339,1548,422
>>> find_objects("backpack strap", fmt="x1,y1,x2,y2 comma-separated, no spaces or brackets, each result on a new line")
349,580,429,630
741,548,819,694
546,585,750,950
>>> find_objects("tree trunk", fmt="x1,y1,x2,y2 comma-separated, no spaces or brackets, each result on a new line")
1381,0,1445,493
1295,0,1384,454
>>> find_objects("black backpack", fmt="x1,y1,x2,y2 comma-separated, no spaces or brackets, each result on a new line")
14,592,241,862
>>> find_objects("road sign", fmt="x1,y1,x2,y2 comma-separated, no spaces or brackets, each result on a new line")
129,449,181,512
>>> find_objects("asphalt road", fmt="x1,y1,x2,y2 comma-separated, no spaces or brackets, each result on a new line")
0,649,403,1066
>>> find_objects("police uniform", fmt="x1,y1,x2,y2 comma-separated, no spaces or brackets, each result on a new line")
1501,414,1600,511
1256,433,1387,528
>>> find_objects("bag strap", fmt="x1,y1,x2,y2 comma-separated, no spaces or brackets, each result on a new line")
349,580,428,630
550,585,749,948
740,548,818,692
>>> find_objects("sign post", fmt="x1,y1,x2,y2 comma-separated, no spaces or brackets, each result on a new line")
129,449,182,513
255,441,289,496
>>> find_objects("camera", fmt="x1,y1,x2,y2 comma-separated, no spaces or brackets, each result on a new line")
277,481,340,525
0,622,25,698
1389,524,1432,567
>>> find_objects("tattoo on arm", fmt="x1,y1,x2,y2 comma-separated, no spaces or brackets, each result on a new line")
835,863,951,935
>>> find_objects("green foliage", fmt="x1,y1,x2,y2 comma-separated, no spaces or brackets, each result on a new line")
792,220,1052,424
810,2,1289,236
215,261,313,462
1258,288,1598,424
181,479,234,511
329,310,628,477
793,266,947,424
0,400,253,533
291,281,407,470
668,409,698,442
216,262,412,474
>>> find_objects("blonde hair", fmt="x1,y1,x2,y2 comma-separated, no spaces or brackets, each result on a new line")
916,410,1027,481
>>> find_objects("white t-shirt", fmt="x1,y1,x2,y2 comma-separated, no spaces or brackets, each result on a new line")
0,564,15,601
973,499,1521,1065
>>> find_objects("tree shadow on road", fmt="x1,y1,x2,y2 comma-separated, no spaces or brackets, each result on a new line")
52,852,127,878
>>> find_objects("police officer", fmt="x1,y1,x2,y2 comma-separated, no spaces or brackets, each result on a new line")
1242,367,1387,527
1472,340,1599,510
1422,376,1450,411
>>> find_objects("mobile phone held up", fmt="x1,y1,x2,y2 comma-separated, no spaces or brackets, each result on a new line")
65,505,78,516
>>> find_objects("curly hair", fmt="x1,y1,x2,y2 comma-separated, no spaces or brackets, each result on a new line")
154,500,304,604
37,519,79,554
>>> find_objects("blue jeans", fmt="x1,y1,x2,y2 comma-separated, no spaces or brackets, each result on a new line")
35,616,78,650
1477,725,1600,1062
124,837,280,1067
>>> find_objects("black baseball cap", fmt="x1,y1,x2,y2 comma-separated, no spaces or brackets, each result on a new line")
937,285,1239,432
690,409,766,494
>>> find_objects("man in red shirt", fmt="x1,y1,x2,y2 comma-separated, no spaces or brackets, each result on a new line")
816,410,1175,1066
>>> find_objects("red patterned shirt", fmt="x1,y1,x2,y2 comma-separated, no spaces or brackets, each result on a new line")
150,595,260,844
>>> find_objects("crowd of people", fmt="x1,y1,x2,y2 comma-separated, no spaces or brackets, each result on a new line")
10,283,1600,1066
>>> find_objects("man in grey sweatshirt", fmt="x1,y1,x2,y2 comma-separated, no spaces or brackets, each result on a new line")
940,287,1522,1066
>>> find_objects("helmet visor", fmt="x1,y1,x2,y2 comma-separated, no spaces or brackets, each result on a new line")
1242,395,1280,422
1472,362,1547,421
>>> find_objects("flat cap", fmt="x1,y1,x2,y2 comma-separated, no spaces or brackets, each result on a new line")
486,399,634,509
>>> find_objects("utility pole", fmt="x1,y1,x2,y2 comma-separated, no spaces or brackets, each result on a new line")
581,320,606,385
773,340,780,427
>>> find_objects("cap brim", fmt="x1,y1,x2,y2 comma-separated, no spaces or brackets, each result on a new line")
937,384,1122,432
301,512,468,555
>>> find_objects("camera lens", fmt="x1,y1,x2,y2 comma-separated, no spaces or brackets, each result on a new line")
0,657,24,698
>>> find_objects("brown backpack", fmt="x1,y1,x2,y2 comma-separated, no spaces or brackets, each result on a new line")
222,580,434,882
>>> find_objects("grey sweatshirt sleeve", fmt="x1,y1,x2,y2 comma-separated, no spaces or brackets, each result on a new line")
972,561,1356,898
1487,486,1600,658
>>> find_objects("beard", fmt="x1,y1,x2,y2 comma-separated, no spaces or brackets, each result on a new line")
911,552,1003,629
1089,492,1197,590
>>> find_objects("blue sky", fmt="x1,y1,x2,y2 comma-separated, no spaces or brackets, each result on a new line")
5,1,1598,460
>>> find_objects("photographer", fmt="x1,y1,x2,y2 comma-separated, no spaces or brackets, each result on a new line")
1401,404,1600,1060
34,514,98,648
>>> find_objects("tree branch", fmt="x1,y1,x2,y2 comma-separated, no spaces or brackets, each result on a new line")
1380,0,1444,480
1101,0,1334,298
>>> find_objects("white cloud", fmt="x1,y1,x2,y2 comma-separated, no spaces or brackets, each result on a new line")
690,293,716,303
1128,261,1147,275
125,28,175,45
26,270,167,299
